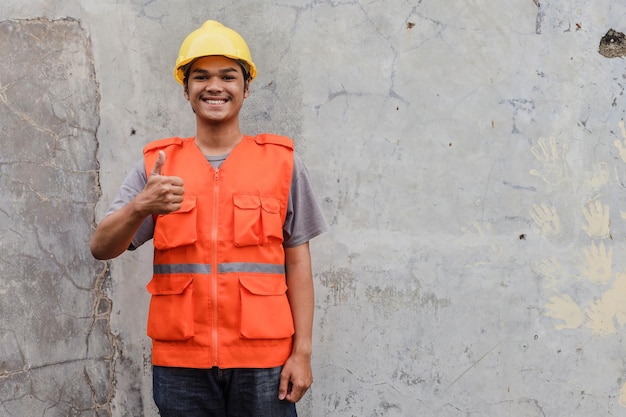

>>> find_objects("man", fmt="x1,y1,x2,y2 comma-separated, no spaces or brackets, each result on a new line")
90,20,328,417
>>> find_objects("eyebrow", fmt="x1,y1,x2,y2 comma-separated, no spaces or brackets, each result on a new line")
191,67,240,75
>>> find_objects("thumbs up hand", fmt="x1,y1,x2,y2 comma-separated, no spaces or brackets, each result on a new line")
136,151,185,215
150,150,166,176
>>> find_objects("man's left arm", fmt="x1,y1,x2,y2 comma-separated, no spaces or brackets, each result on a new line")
279,242,314,403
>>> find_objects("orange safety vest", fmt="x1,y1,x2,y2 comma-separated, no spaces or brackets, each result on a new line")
143,134,295,369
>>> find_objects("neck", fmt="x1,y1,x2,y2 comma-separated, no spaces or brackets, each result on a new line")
194,120,244,156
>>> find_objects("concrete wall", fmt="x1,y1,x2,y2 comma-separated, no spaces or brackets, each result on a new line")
2,0,626,416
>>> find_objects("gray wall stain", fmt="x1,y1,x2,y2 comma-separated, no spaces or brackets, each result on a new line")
319,267,357,305
0,18,109,416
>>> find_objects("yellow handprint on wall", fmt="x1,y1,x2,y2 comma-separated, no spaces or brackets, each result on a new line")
585,272,626,336
529,137,570,185
530,203,562,238
545,294,585,330
581,200,610,239
578,241,613,284
460,221,503,267
532,256,565,292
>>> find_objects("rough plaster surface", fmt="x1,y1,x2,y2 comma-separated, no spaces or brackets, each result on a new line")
3,1,626,416
0,18,109,417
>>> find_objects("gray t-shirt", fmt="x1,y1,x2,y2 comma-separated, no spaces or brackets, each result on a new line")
106,153,328,249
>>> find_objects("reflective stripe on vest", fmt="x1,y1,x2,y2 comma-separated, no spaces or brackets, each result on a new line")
153,262,285,275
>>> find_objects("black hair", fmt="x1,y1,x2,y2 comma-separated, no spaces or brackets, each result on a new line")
182,58,251,91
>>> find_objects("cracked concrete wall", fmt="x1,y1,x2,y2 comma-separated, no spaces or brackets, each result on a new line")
3,1,626,416
0,18,110,416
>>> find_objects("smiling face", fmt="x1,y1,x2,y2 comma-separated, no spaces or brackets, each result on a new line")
184,55,250,125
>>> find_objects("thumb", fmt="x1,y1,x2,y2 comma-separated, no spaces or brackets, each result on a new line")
150,150,165,176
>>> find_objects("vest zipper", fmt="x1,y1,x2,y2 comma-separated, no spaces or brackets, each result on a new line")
211,167,220,365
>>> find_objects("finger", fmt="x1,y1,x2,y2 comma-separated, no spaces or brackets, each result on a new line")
150,150,166,176
278,371,291,400
287,377,312,403
169,176,185,188
285,383,303,403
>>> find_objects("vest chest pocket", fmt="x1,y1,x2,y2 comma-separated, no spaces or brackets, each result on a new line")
146,274,194,341
154,195,197,250
239,274,295,339
233,194,284,247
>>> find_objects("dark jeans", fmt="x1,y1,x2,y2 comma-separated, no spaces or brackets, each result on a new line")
153,366,298,417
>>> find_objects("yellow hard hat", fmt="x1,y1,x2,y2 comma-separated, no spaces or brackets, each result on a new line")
174,20,257,84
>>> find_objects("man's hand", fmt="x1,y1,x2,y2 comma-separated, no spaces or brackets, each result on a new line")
89,150,184,260
278,351,313,403
135,150,185,216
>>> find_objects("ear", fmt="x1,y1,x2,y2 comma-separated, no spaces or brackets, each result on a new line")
183,84,189,100
243,79,250,99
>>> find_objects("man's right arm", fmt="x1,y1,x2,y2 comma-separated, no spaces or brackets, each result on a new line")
90,197,155,260
90,150,184,260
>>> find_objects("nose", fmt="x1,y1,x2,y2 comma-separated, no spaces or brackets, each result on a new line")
205,76,223,92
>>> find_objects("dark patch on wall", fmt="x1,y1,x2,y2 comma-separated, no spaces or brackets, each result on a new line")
599,29,626,58
0,18,111,416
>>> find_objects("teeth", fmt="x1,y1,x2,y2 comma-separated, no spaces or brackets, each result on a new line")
205,99,225,105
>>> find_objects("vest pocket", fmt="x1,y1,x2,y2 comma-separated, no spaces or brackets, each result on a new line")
146,274,194,341
239,274,295,339
153,195,197,250
233,194,261,246
233,194,284,247
260,196,284,245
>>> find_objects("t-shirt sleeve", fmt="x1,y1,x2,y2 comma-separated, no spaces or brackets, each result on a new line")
283,154,329,248
105,159,155,250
